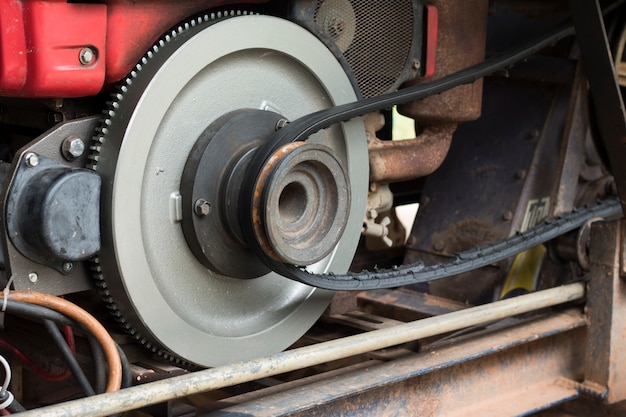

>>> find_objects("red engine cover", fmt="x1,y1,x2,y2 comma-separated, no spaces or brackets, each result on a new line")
0,0,268,98
0,0,106,97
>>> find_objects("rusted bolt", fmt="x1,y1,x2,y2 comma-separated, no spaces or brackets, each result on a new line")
24,153,39,168
194,199,212,217
433,241,445,252
502,211,513,221
62,136,85,161
79,47,96,65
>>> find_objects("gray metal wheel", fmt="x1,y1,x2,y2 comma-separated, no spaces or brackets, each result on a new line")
90,13,368,366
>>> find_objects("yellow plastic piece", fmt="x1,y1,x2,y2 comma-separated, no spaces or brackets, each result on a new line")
500,245,547,299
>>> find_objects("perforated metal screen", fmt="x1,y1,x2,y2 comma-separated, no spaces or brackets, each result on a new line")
313,0,417,98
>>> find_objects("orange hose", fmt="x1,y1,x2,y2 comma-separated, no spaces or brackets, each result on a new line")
0,290,122,392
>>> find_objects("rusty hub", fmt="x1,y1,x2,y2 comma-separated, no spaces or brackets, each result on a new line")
252,141,350,265
181,109,351,276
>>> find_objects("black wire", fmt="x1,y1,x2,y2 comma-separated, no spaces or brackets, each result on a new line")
3,299,111,394
3,300,73,327
88,334,107,394
0,299,132,398
6,397,26,413
116,343,132,390
42,319,96,397
0,390,26,413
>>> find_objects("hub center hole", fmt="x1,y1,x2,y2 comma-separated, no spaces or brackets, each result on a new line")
279,182,308,224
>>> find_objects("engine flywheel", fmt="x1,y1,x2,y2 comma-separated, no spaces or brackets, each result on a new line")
89,12,368,366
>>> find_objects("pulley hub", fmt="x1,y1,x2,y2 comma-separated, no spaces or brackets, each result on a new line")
252,141,350,265
181,109,351,276
180,109,279,279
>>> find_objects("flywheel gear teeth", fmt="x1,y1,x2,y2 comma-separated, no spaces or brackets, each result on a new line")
89,10,258,365
89,11,366,367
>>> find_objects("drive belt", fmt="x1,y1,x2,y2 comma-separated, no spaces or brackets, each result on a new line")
240,2,625,290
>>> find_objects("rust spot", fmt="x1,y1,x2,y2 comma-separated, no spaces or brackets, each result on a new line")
433,219,501,255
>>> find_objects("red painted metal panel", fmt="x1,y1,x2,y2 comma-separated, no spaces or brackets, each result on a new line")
0,0,107,97
104,1,269,84
0,0,27,92
0,0,268,97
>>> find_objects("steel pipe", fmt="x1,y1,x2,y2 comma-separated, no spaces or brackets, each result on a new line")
21,282,585,417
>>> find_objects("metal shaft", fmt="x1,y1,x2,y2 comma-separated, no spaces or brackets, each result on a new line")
21,282,585,417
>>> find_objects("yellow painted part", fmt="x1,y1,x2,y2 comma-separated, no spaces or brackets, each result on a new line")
500,245,547,298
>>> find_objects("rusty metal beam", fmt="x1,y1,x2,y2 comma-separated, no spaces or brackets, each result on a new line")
202,311,586,416
584,220,626,404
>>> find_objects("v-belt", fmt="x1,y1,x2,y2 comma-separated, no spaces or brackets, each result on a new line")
239,2,625,290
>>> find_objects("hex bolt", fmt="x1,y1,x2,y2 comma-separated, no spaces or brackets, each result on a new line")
28,272,38,283
62,262,74,273
275,119,289,131
194,199,212,217
62,136,86,161
412,59,421,71
79,47,96,65
24,152,39,168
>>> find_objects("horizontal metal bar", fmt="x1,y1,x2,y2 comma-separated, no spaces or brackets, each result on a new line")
205,311,586,417
21,282,585,417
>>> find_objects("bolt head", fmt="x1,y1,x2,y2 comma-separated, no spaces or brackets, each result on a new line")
28,272,38,283
62,136,85,160
194,199,212,217
62,262,74,273
25,153,39,167
79,47,96,65
275,119,289,131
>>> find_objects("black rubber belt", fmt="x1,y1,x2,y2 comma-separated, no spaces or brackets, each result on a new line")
239,2,625,291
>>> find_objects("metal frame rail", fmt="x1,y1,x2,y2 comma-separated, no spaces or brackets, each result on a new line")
20,283,585,417
15,220,626,417
15,220,625,417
